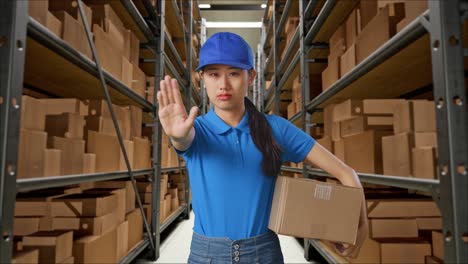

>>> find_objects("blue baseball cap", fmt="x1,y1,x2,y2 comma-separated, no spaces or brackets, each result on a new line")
196,32,254,71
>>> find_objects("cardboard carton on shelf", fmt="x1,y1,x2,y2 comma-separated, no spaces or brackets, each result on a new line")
46,11,63,38
317,136,333,153
44,149,62,176
396,0,428,32
93,181,136,214
133,137,151,170
21,95,46,131
415,132,438,149
362,99,405,115
89,4,125,37
340,115,393,138
118,140,135,171
425,255,444,264
329,23,347,54
40,98,89,116
127,29,140,66
346,8,361,48
269,176,363,245
367,199,441,218
12,249,39,264
380,239,432,264
381,132,413,177
333,139,345,162
416,217,442,231
346,233,380,264
45,113,85,142
432,230,444,260
14,217,41,236
28,0,48,25
87,131,132,172
394,100,436,134
132,65,147,98
130,105,143,138
359,0,378,30
356,3,405,64
332,99,363,122
51,192,117,217
48,0,93,29
344,130,391,174
52,10,92,59
321,56,340,92
412,146,437,179
83,153,96,174
73,228,118,263
52,211,118,237
340,44,356,77
122,56,133,87
18,129,47,179
164,194,172,218
22,230,73,264
93,24,123,79
323,104,335,137
369,218,419,239
51,136,85,175
126,209,143,251
116,221,129,261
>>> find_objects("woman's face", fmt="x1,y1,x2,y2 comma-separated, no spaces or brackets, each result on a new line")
202,64,256,113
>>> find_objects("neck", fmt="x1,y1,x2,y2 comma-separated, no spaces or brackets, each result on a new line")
214,105,246,127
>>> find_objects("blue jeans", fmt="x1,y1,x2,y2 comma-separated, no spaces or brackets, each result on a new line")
188,230,284,264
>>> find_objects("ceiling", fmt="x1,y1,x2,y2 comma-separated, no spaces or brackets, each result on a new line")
198,0,267,54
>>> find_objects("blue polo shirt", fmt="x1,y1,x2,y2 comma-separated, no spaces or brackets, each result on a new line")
176,108,315,240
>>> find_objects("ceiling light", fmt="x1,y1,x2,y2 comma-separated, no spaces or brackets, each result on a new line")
199,4,211,9
205,22,263,28
261,4,267,8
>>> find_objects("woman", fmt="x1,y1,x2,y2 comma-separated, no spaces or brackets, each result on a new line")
157,32,368,264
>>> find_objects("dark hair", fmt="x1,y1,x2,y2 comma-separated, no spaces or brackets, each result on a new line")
244,97,283,176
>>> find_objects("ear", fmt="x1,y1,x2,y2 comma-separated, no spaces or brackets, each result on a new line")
248,70,257,85
199,71,204,81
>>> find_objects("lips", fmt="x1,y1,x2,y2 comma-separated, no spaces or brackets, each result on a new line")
217,94,232,100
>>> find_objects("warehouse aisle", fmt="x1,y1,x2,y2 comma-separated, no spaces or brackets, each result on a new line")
155,211,312,263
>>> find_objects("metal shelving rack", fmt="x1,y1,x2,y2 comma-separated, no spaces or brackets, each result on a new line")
260,0,467,263
0,0,200,262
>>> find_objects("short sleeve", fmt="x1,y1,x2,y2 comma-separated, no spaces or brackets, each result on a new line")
268,115,316,163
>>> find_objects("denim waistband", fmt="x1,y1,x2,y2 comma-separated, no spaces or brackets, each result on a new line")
192,229,277,244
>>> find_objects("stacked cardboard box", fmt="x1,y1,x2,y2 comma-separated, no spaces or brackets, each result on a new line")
323,99,402,174
382,100,437,177
322,1,428,91
14,183,141,263
280,16,300,61
160,132,181,168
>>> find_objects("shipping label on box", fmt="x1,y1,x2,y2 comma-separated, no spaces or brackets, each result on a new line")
269,176,363,244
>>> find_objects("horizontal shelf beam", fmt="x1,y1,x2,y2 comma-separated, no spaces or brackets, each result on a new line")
275,0,293,39
120,0,155,44
308,240,342,264
161,166,186,173
304,0,337,44
17,169,153,192
277,27,300,73
27,18,154,112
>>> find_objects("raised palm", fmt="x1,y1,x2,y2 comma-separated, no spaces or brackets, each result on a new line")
157,76,198,139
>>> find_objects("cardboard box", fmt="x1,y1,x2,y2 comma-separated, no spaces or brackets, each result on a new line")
415,132,437,148
119,140,134,171
340,44,356,76
51,193,117,217
132,65,147,98
88,100,123,119
83,153,96,174
359,0,378,29
53,11,92,59
382,133,412,176
346,9,361,47
432,231,444,260
29,0,48,25
93,24,123,79
317,136,333,153
139,192,152,204
87,131,122,172
287,102,296,120
93,181,136,214
356,3,405,63
23,230,73,264
14,217,41,236
425,255,444,264
412,147,437,179
44,149,62,176
21,95,45,131
116,221,129,261
18,129,47,179
347,235,380,264
323,104,335,137
161,176,169,200
362,99,405,114
46,11,63,37
53,212,118,237
15,200,49,217
416,217,442,231
367,199,441,218
380,240,431,264
126,209,143,250
12,249,39,264
394,100,436,133
331,121,341,142
332,99,362,122
340,116,393,138
269,176,363,244
164,194,172,218
370,219,419,238
322,56,340,91
397,0,428,32
344,130,391,174
127,29,140,66
59,256,74,264
136,181,152,193
48,0,92,28
45,113,85,143
130,106,143,138
329,24,346,53
89,4,125,37
52,136,85,175
40,98,88,116
171,197,180,211
133,137,151,169
73,228,117,263
122,56,133,87
83,188,126,223
146,85,155,105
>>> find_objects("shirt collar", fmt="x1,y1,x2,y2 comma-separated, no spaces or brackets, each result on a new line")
205,108,250,134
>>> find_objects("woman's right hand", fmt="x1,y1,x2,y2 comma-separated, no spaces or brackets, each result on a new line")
157,75,198,140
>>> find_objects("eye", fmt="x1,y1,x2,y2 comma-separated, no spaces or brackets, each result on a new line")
209,72,218,77
229,72,240,77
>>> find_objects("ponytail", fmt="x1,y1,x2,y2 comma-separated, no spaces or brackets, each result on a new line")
244,97,283,176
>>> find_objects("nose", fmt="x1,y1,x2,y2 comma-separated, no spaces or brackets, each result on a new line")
218,73,230,90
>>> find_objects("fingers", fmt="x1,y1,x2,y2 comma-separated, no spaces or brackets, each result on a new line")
165,75,176,105
159,78,169,107
157,91,165,108
187,106,199,123
171,78,184,107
